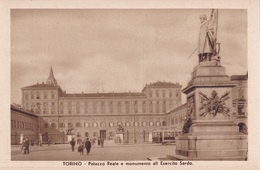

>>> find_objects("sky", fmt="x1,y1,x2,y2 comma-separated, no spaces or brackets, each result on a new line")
11,9,247,105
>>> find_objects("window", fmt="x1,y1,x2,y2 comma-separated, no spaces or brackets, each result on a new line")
125,101,130,113
60,106,64,114
51,92,55,99
68,123,73,128
43,108,48,114
84,102,88,114
92,102,97,114
51,123,56,128
149,122,154,126
156,90,159,97
134,101,138,113
68,108,72,114
77,132,81,137
43,91,48,99
163,101,167,113
162,121,167,126
101,102,105,113
134,122,139,127
156,121,160,126
117,102,121,113
176,90,179,97
169,90,173,97
149,91,153,97
76,122,81,128
36,91,40,99
156,101,160,113
125,122,130,127
31,92,34,99
44,123,48,128
76,101,80,114
51,108,56,114
142,101,146,113
162,90,165,98
85,132,89,137
238,103,245,115
100,122,106,127
109,132,114,137
93,122,98,127
109,102,113,113
142,122,147,126
84,122,89,127
59,123,65,128
93,132,97,137
149,101,153,113
109,122,114,127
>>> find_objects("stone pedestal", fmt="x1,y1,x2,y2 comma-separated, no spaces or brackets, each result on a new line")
173,60,247,160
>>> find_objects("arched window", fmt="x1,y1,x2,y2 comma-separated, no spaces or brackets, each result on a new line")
149,122,154,126
142,122,147,126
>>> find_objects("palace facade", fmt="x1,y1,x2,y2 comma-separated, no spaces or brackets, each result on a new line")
21,67,182,143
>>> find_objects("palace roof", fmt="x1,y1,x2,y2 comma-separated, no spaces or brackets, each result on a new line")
21,83,61,90
60,92,146,98
142,81,182,92
11,104,38,118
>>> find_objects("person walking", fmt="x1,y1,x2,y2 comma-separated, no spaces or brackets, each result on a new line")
78,141,84,155
21,138,26,154
70,137,76,152
100,138,104,147
24,138,30,154
85,138,91,155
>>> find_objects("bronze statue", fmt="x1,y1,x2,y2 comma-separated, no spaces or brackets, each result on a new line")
198,9,220,62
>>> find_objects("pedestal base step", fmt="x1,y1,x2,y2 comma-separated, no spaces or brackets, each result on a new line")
167,154,246,161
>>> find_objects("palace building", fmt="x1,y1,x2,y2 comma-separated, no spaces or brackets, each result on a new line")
18,67,247,144
21,67,182,143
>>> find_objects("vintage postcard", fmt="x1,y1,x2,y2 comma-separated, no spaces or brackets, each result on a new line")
1,0,259,170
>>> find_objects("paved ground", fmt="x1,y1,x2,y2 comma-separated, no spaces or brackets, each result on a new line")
11,143,176,161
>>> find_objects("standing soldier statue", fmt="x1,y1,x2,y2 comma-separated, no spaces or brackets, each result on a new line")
198,9,220,63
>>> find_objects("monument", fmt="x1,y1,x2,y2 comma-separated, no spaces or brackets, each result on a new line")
172,9,247,160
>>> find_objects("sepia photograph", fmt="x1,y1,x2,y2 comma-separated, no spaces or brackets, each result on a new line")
10,8,248,161
0,0,259,169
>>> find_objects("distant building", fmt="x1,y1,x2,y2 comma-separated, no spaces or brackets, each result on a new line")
230,73,248,132
11,104,39,145
20,67,182,143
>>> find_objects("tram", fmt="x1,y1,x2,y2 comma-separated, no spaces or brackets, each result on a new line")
152,130,179,145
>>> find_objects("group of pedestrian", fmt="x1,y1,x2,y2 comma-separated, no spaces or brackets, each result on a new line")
21,138,30,154
70,137,92,155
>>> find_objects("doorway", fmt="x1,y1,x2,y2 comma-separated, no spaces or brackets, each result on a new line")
100,130,106,140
